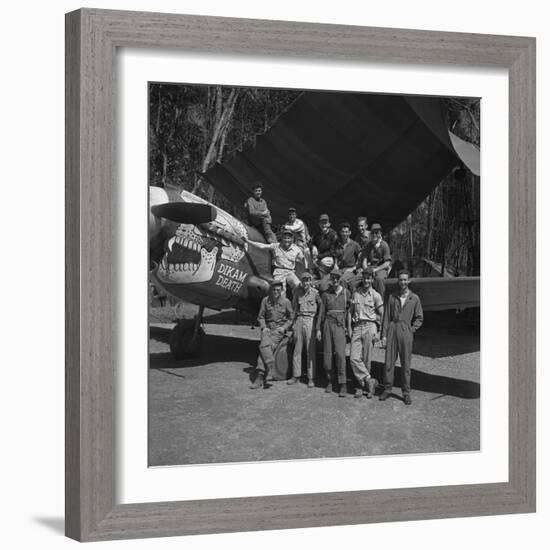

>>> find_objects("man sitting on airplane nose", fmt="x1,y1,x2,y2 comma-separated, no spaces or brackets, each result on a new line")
244,229,304,294
244,183,277,243
250,280,294,389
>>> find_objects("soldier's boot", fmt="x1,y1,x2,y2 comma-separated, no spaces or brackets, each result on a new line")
250,372,265,390
325,375,332,394
366,377,377,399
355,378,367,398
287,377,299,385
339,383,348,398
307,378,314,388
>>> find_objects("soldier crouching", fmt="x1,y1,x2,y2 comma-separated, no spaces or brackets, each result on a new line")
250,280,294,389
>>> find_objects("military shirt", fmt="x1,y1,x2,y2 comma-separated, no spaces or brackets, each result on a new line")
292,286,321,318
317,286,351,330
283,218,310,247
351,286,383,323
269,243,304,270
362,239,391,267
244,197,271,225
257,295,294,330
335,238,362,268
311,228,338,260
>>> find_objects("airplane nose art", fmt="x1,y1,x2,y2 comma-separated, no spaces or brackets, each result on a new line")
157,224,219,284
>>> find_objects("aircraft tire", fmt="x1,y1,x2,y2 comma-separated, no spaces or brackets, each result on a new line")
169,319,205,360
271,335,293,381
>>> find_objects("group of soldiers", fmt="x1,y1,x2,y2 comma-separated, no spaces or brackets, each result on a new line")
244,183,424,405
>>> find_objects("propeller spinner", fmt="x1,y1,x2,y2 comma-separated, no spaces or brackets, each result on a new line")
151,202,217,225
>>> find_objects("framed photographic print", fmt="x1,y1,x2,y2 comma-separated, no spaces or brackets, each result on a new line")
65,8,535,542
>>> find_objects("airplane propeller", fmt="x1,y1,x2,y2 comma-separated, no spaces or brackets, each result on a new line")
151,202,217,225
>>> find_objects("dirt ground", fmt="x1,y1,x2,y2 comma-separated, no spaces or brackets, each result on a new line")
148,306,480,466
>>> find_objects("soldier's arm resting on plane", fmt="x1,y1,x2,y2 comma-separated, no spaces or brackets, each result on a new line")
243,234,275,250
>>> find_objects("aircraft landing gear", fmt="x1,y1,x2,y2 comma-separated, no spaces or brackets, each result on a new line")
169,305,205,360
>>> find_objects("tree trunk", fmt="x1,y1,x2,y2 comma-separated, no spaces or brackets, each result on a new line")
192,88,240,195
407,214,414,274
426,189,435,260
161,152,168,187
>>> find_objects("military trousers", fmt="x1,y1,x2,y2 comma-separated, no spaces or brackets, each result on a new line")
292,316,317,379
373,269,389,299
322,318,347,384
256,326,286,376
273,268,300,294
350,321,377,383
383,320,414,396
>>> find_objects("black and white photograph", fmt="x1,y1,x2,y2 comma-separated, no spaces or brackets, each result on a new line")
148,83,481,466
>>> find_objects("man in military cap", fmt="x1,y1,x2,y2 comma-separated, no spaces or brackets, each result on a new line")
245,228,305,293
317,269,352,397
350,267,384,399
361,223,392,299
283,207,311,251
289,271,321,388
250,280,294,389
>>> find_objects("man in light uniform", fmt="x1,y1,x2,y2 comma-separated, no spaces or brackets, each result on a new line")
250,280,294,389
283,207,310,250
288,271,321,388
379,270,423,405
283,207,312,269
317,269,351,397
246,229,305,293
350,268,384,399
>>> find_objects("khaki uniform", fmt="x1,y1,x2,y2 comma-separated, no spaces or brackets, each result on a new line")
291,286,321,380
362,239,392,297
256,294,294,376
350,286,383,384
269,243,304,292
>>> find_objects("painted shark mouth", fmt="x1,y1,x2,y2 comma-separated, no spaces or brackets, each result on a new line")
157,224,218,284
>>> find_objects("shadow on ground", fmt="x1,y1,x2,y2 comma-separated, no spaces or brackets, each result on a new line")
150,332,258,369
413,310,479,358
370,361,480,399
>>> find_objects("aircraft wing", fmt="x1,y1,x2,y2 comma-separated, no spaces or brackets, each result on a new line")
202,91,479,230
387,276,480,311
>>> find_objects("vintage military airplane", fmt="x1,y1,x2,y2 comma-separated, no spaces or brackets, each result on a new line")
149,91,480,359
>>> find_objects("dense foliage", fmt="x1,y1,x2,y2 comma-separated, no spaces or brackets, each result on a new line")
149,84,480,276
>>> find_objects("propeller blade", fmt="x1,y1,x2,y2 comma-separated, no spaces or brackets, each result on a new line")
151,202,217,224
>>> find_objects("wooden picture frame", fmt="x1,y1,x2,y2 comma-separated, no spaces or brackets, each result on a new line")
65,8,536,542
